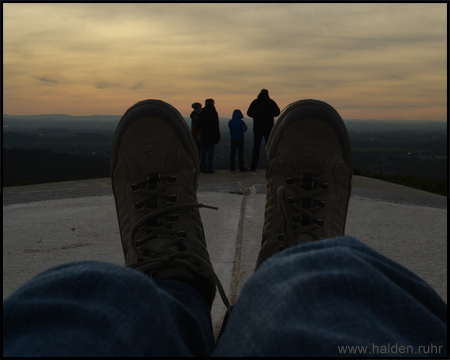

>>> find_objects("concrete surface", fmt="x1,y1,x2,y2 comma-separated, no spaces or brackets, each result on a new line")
3,171,448,339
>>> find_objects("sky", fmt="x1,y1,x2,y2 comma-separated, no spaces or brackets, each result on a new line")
3,3,447,120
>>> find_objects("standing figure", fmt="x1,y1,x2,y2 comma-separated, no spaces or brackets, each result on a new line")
198,98,220,173
190,102,203,169
228,109,248,172
247,89,280,171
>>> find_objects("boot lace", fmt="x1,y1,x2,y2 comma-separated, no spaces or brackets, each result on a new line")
128,172,231,313
279,173,329,242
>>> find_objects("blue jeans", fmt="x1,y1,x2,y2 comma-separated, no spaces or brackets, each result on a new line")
201,144,215,172
3,237,447,357
230,138,245,170
250,128,271,170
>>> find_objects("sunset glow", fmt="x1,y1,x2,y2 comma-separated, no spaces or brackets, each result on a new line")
3,3,447,120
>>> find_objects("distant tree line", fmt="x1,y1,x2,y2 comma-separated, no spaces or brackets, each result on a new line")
2,123,447,197
3,149,110,187
353,168,447,197
3,147,447,197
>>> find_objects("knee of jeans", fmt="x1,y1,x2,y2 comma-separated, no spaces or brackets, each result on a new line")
258,236,365,268
41,260,136,278
247,236,373,290
11,261,151,299
249,235,427,298
314,235,366,250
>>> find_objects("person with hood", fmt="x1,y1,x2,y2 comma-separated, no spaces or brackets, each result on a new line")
247,89,280,171
190,102,202,142
228,109,248,172
198,98,221,173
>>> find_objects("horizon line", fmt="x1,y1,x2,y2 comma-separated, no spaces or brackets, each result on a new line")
2,114,447,123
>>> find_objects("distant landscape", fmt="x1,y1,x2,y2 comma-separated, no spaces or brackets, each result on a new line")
2,115,448,196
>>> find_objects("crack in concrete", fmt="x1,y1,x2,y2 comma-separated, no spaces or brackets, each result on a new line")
228,188,251,305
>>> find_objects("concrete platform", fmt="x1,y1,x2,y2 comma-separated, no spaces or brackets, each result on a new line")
3,171,447,338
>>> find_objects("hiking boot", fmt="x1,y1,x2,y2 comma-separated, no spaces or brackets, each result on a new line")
256,99,352,269
110,99,230,310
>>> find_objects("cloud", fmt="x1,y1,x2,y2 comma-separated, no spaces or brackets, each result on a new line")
2,3,447,120
129,81,144,90
36,75,58,83
96,82,120,89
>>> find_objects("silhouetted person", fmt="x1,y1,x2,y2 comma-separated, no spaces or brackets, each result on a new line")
247,89,280,171
190,102,203,162
228,109,248,171
198,98,221,173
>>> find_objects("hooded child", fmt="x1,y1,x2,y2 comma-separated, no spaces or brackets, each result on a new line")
228,109,248,171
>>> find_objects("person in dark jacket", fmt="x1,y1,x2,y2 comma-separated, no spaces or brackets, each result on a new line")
198,98,221,173
247,89,280,171
190,102,203,158
228,109,248,172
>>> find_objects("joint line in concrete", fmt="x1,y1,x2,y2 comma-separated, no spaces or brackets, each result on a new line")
228,189,250,304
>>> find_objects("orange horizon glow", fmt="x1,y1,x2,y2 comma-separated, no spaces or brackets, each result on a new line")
3,3,447,121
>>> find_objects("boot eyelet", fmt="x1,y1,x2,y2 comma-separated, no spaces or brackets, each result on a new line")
167,176,177,184
285,178,295,186
168,214,180,223
131,183,140,192
167,194,178,203
134,202,144,211
136,238,144,247
314,219,325,228
318,200,327,209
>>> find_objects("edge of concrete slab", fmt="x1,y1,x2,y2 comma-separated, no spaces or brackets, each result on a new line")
3,175,447,209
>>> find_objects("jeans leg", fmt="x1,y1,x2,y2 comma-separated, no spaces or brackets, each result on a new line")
200,145,207,172
3,261,214,357
197,143,203,171
250,132,264,170
230,140,237,170
207,144,215,172
263,128,271,145
213,236,447,357
237,140,245,169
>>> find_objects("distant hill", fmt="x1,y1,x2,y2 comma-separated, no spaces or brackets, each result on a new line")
2,114,121,121
3,114,447,133
343,119,446,132
3,115,121,134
